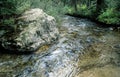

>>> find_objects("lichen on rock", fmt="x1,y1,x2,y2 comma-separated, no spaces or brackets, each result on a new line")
0,8,59,52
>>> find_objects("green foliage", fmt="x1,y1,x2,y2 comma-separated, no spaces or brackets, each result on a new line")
1,0,120,25
15,0,31,14
61,0,97,17
61,0,120,25
77,4,96,17
0,0,31,26
105,0,119,8
30,0,67,24
0,0,31,16
0,0,16,16
1,18,15,25
64,6,75,14
98,8,120,24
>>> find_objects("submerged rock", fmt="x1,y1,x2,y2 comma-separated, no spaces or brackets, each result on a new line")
0,8,59,52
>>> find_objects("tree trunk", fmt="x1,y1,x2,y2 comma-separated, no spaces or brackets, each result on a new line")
96,0,105,14
71,0,77,12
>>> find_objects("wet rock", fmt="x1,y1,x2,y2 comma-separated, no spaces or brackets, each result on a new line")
114,44,120,49
0,8,59,52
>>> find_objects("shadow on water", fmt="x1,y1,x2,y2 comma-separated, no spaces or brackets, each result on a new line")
0,45,33,55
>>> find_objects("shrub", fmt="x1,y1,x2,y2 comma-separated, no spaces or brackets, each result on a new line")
30,0,66,24
0,0,31,26
0,0,31,17
98,8,120,25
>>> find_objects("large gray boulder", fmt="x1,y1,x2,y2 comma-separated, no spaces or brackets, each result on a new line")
0,8,59,52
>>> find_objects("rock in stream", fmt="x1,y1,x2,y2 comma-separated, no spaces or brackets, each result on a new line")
0,8,59,52
0,16,120,77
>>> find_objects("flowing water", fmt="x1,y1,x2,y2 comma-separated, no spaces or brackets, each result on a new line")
0,16,120,77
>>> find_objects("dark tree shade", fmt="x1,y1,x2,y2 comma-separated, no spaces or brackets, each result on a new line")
0,0,31,18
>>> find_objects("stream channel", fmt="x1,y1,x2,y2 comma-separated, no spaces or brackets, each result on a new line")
0,16,120,77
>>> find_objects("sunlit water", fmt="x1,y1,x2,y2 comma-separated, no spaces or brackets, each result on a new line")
0,16,120,77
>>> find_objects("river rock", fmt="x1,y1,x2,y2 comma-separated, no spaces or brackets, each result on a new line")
0,8,59,52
